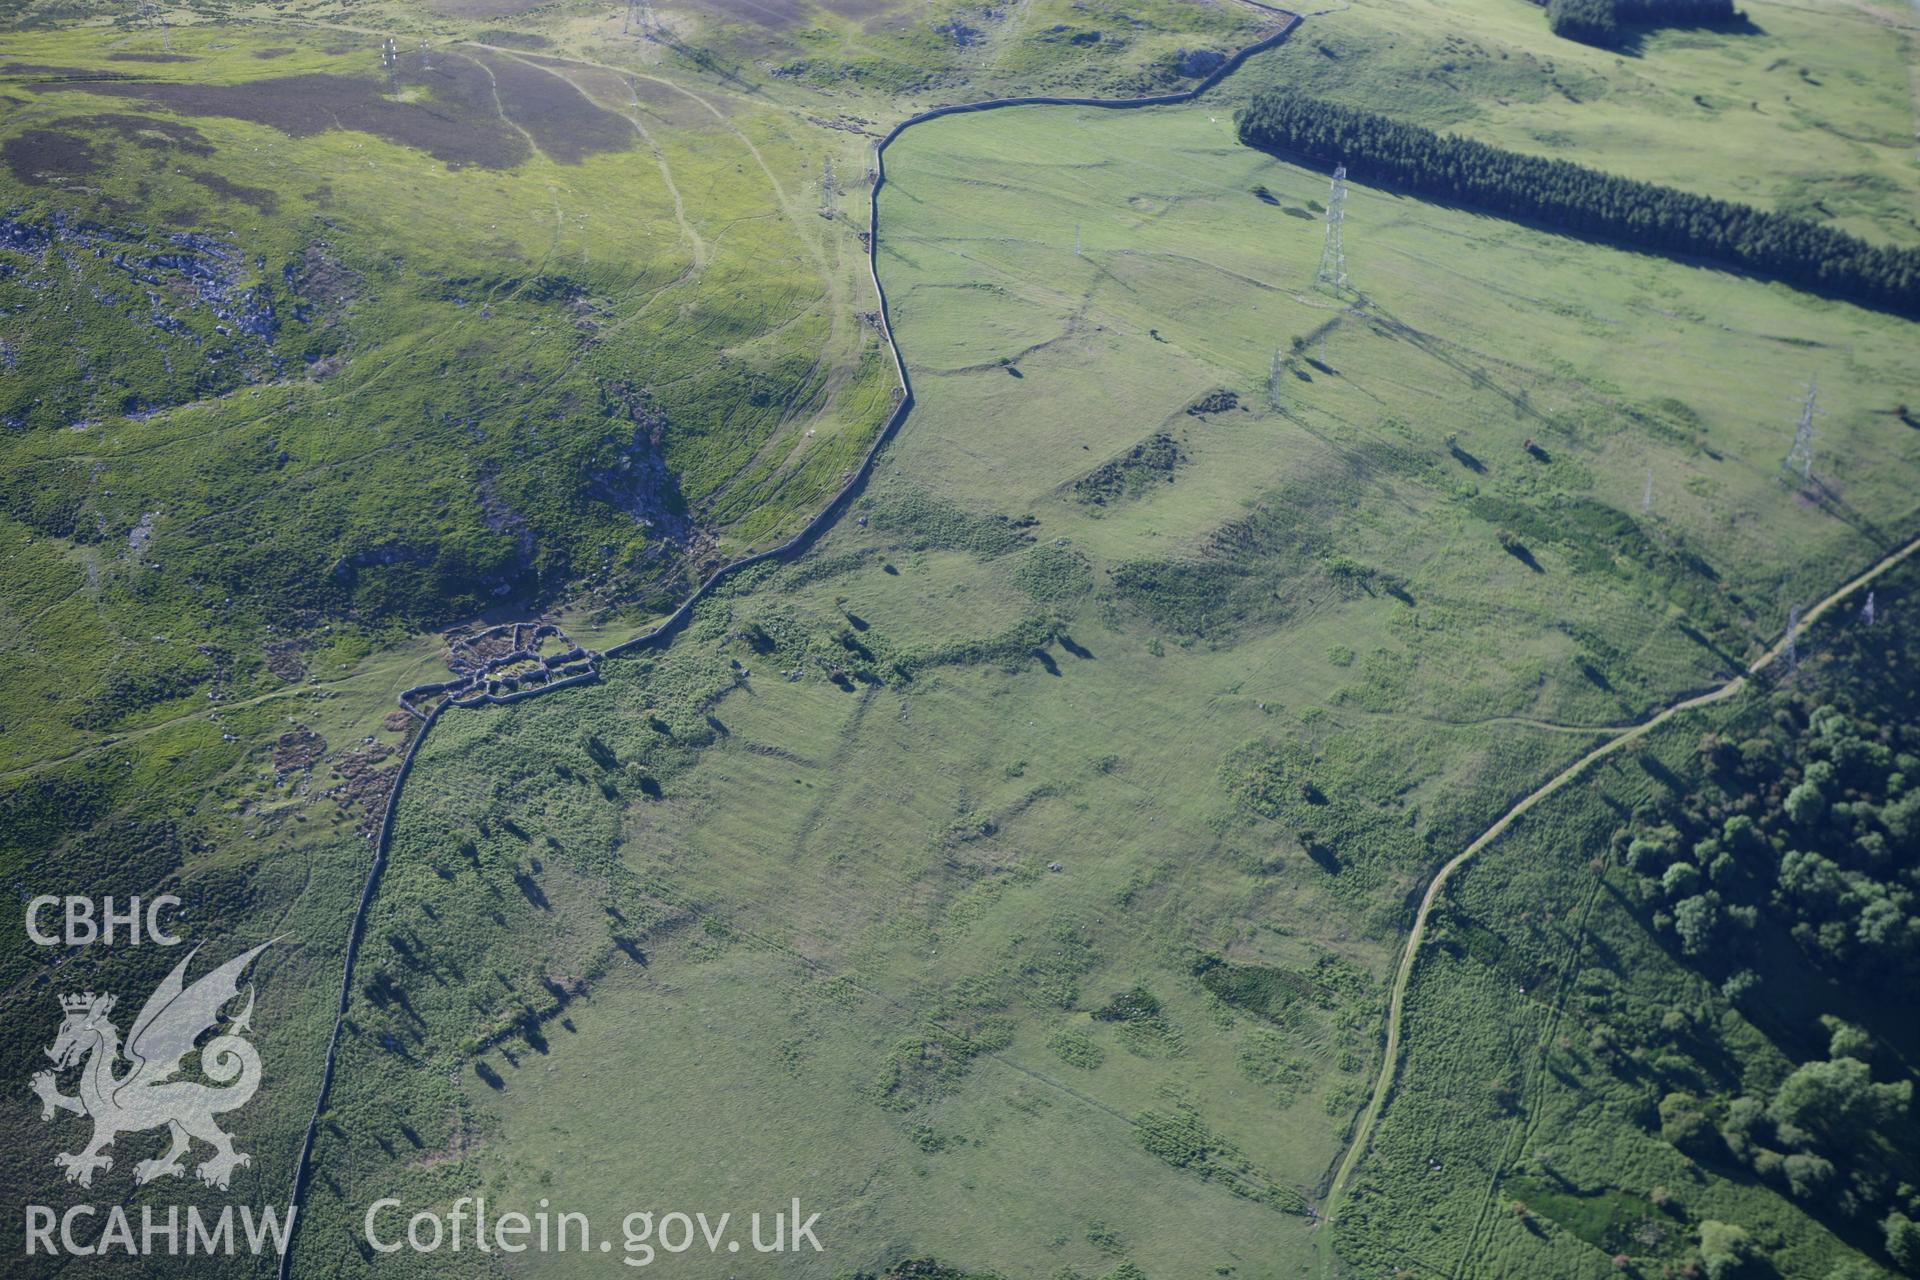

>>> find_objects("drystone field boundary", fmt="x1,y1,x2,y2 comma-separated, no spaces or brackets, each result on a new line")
277,6,1305,1271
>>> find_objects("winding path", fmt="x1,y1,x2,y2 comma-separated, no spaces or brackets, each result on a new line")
1320,532,1920,1227
267,8,1920,1271
275,6,1304,1273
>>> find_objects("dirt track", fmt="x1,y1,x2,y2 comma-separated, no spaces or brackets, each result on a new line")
1321,531,1920,1228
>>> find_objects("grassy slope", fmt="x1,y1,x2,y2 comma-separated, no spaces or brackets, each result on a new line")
1333,562,1919,1280
0,24,883,1249
0,3,1271,1269
255,0,1279,102
1219,0,1920,247
301,53,1919,1280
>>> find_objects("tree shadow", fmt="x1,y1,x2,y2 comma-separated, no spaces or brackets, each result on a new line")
1611,11,1763,57
1306,842,1342,874
1503,541,1545,573
1675,622,1745,674
1636,749,1686,793
1449,442,1486,473
512,868,550,910
1800,476,1894,549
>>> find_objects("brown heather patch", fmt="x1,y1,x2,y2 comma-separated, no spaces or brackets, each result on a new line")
471,52,632,164
57,112,216,155
2,128,100,185
180,167,279,213
33,63,531,169
425,0,554,16
705,0,806,28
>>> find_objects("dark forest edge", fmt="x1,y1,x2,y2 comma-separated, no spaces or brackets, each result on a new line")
1236,90,1920,319
1537,0,1748,47
1526,568,1920,1277
1613,592,1920,1274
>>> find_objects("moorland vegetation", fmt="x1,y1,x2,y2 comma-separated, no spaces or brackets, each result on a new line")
2,0,1916,1276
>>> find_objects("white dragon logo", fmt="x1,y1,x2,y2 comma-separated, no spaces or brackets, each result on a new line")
30,941,271,1191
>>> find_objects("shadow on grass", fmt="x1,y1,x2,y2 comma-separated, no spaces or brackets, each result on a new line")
1608,12,1764,58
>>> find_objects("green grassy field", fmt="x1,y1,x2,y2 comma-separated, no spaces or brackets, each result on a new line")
1221,0,1920,247
1334,560,1920,1280
0,20,885,1243
0,3,1273,1268
3,1,1916,1276
296,45,1920,1279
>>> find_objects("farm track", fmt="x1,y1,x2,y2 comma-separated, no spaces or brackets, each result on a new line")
1319,531,1920,1240
274,4,1920,1265
276,5,1307,1271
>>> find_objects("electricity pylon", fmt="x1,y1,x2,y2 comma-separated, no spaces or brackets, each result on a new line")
1783,377,1819,484
1315,164,1348,293
137,1,171,52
